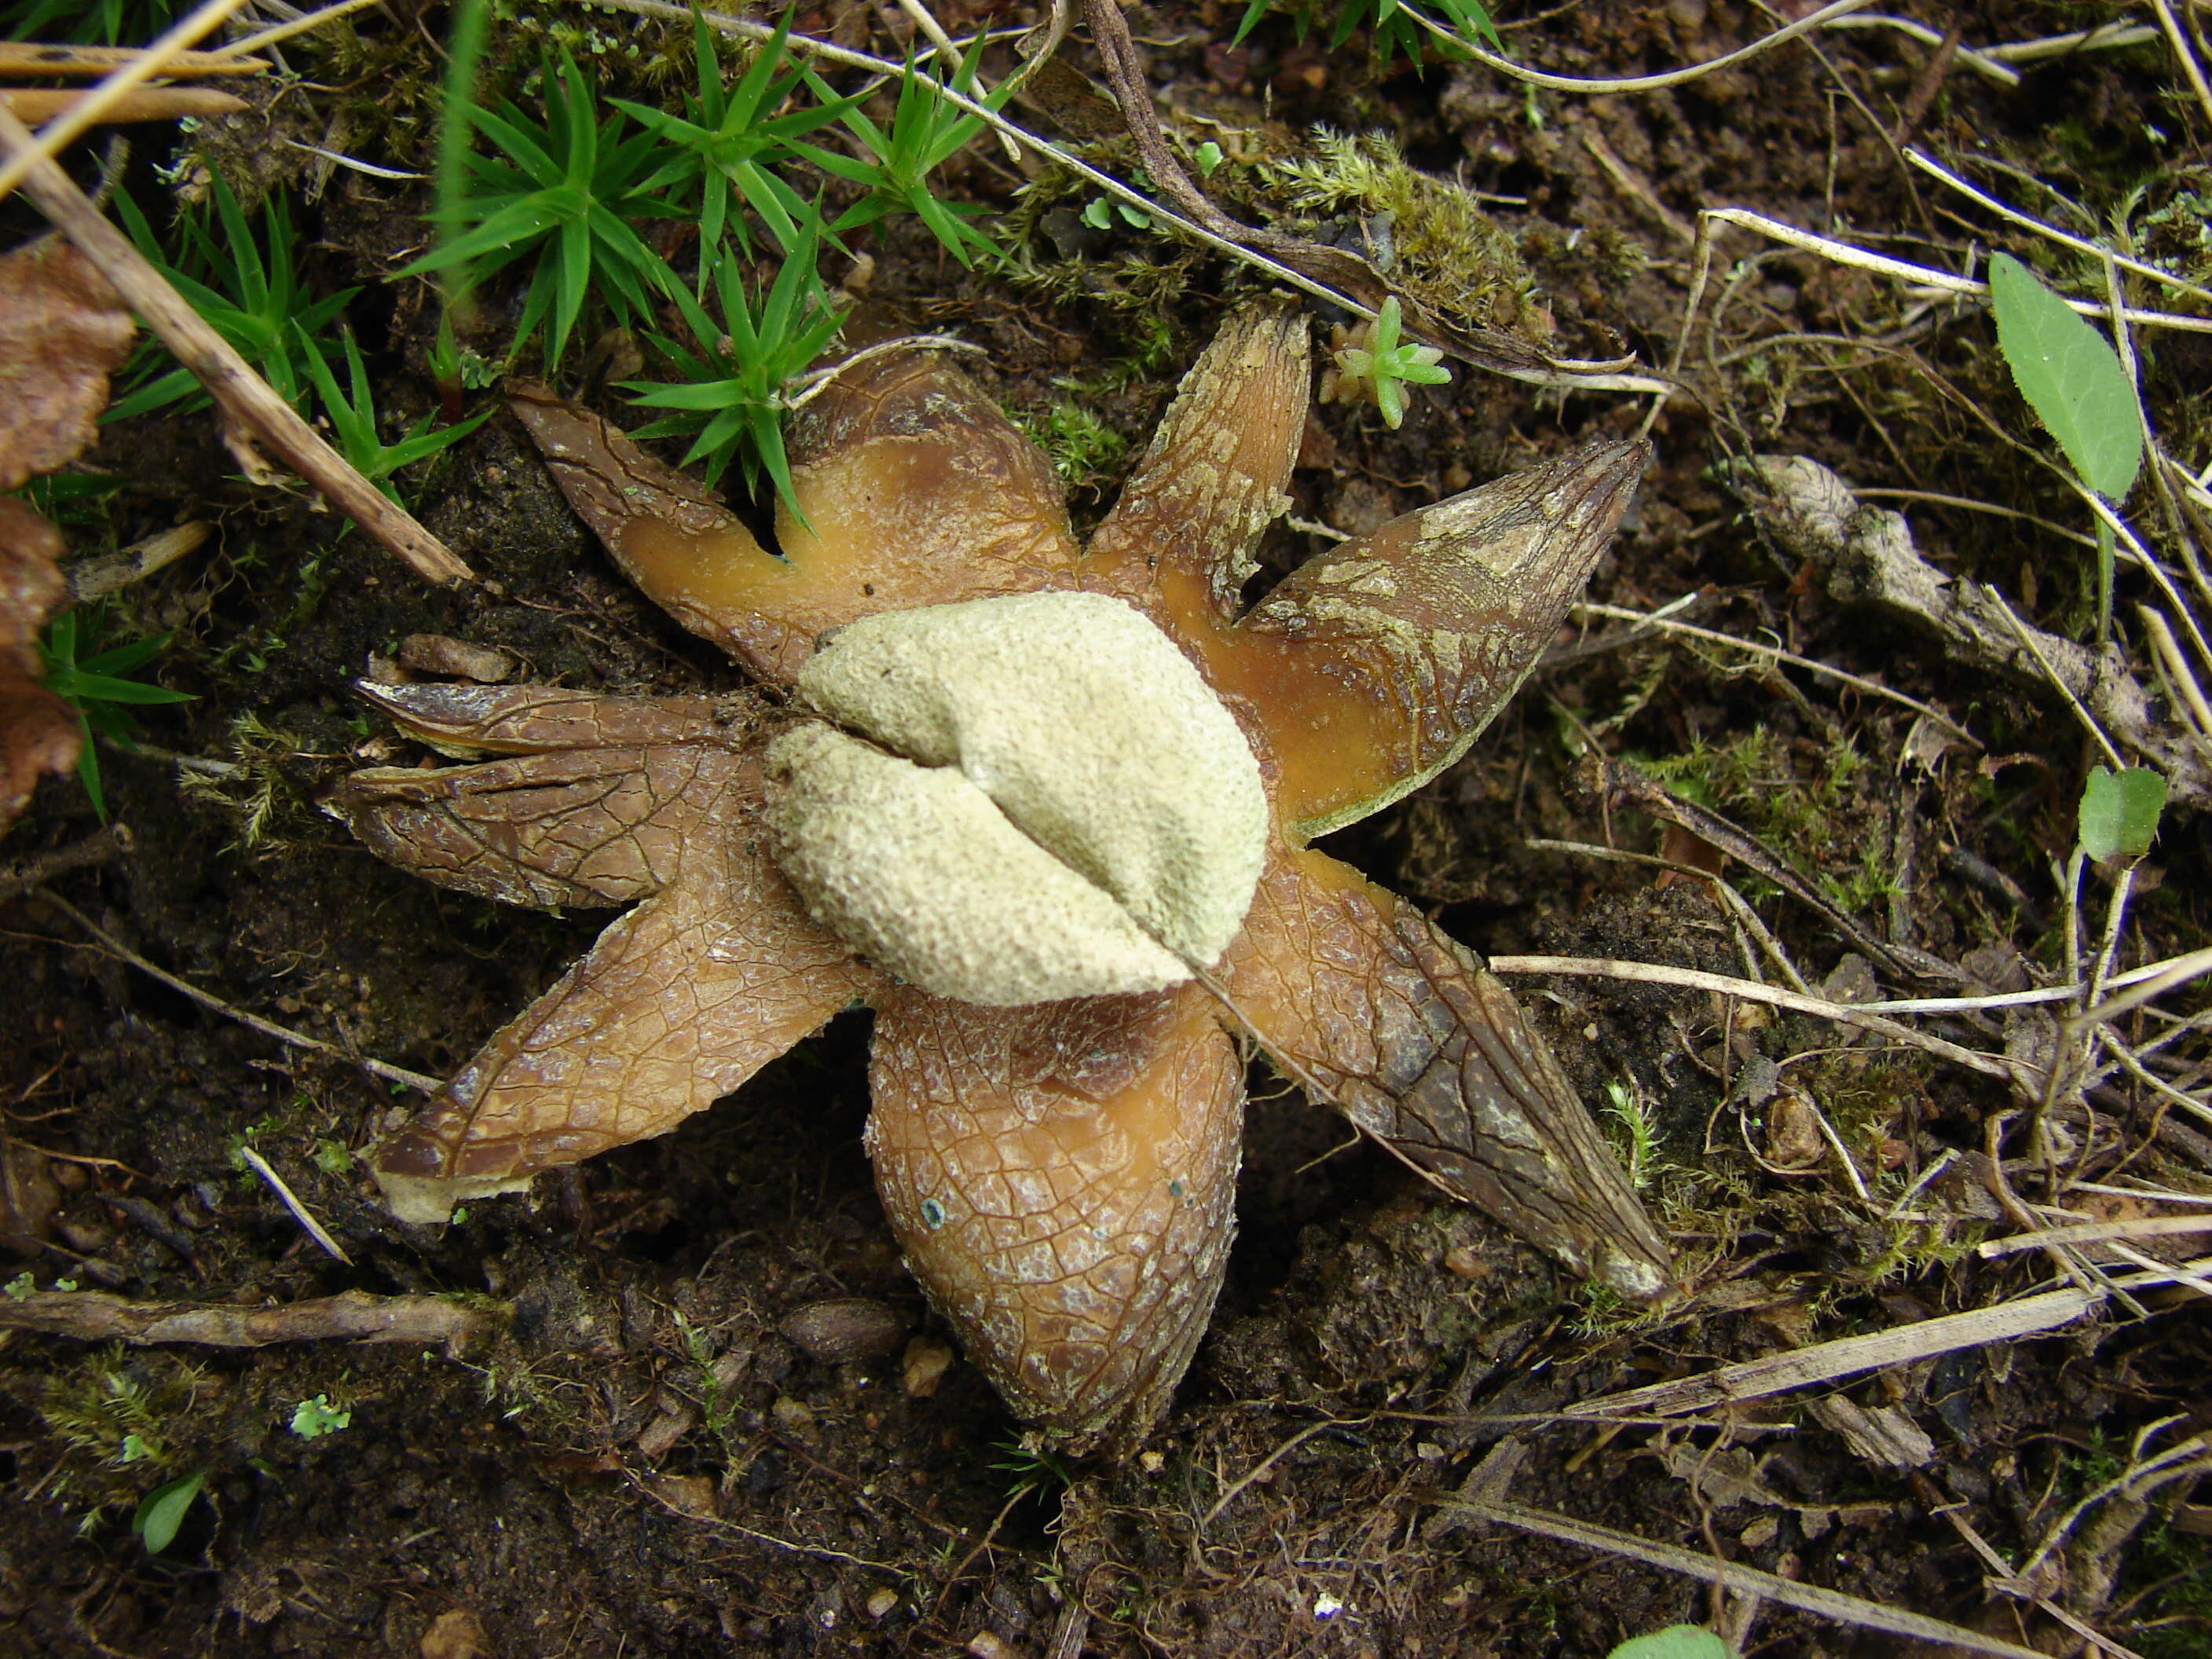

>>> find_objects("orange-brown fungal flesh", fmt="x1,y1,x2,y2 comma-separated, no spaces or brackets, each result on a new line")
508,384,805,684
866,981,1243,1456
514,357,1082,687
1084,304,1309,622
1210,844,1673,1302
373,764,881,1223
1233,441,1648,839
764,352,1082,662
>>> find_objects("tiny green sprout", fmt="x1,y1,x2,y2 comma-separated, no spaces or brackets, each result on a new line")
109,173,354,420
400,45,686,372
36,605,196,822
1329,297,1450,429
309,1137,354,1177
2078,765,2166,864
1602,1079,1659,1191
1193,141,1225,177
298,326,492,507
624,232,845,511
290,1395,352,1439
5,1271,32,1300
54,1276,79,1292
132,1470,206,1556
1080,197,1152,231
614,13,855,258
807,37,1013,268
1987,252,2144,644
1606,1627,1734,1659
117,1432,159,1464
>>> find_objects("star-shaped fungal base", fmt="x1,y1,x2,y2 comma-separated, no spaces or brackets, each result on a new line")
331,308,1671,1456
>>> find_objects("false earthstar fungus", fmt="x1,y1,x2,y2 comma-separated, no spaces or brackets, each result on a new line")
330,306,1672,1455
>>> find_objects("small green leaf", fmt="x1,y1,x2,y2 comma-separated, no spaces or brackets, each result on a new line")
4,1272,31,1300
289,1395,352,1439
1193,141,1225,176
133,1470,206,1555
1987,253,2144,503
1606,1628,1734,1659
2078,765,2166,862
1081,196,1114,230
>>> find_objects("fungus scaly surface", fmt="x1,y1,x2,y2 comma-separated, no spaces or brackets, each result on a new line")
330,308,1673,1455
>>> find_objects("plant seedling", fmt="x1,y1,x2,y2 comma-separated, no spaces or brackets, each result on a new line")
1233,0,1501,67
808,40,1012,267
2078,764,2166,865
624,233,845,509
1987,252,2144,644
37,605,195,821
615,13,857,259
1328,296,1451,429
398,46,685,372
289,1395,351,1438
132,1469,205,1555
110,174,354,420
297,326,492,507
1606,1628,1734,1659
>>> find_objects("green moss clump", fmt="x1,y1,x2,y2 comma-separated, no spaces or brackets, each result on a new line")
1266,128,1552,346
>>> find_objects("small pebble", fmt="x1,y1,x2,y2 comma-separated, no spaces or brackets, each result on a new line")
419,1609,488,1659
866,1588,899,1620
902,1335,954,1397
779,1297,906,1364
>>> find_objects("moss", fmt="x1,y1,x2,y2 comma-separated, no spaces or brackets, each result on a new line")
1012,399,1132,489
1265,128,1552,346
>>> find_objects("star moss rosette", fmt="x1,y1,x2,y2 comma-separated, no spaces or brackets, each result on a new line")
329,306,1672,1456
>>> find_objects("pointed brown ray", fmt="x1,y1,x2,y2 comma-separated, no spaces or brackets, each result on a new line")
1170,440,1650,841
350,682,757,756
508,384,800,684
330,745,748,910
513,357,1082,687
1210,844,1673,1304
1083,305,1309,622
328,686,764,908
761,350,1083,676
866,981,1243,1456
372,766,881,1225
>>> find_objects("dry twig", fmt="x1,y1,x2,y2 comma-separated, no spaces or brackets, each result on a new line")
0,1287,500,1353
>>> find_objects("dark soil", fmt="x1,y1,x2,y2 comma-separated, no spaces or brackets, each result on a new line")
3,4,2209,1657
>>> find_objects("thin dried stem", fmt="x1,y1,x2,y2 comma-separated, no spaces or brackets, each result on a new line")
1904,149,2212,305
207,0,382,61
31,888,444,1094
234,1144,354,1265
1570,599,1976,741
1439,0,1883,96
1488,956,2020,1082
2152,0,2212,123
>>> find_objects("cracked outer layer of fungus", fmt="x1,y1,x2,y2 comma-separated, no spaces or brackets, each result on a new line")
329,306,1672,1455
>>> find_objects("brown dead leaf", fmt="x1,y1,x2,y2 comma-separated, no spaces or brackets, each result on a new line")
0,236,133,492
0,497,80,824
